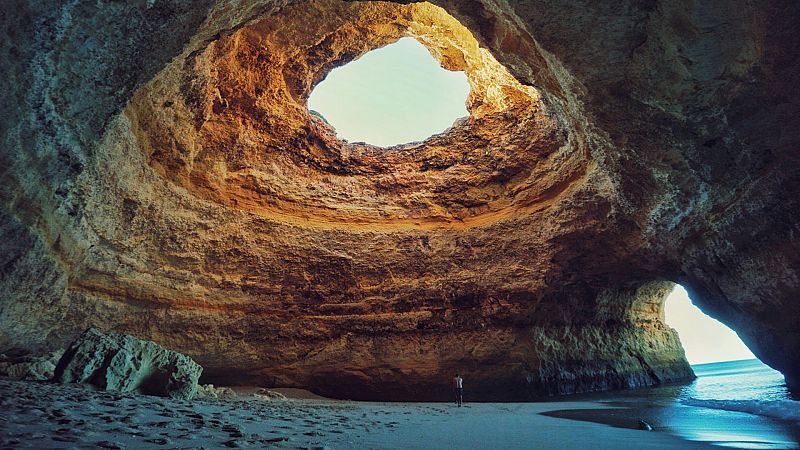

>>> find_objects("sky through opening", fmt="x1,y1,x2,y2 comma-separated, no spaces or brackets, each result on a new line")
307,37,470,147
308,38,757,367
664,284,756,364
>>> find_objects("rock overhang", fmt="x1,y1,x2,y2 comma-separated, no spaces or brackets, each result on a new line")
1,0,798,400
127,0,576,231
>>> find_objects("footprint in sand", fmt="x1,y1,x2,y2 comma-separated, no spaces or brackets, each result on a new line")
222,424,244,438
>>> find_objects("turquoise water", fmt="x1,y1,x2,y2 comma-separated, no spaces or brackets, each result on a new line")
568,359,800,448
674,359,800,448
676,359,800,448
660,359,800,448
686,359,796,404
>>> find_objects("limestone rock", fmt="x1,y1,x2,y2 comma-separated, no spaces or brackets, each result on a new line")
23,350,65,381
194,384,236,400
0,349,64,381
255,389,287,400
53,328,202,400
0,0,798,400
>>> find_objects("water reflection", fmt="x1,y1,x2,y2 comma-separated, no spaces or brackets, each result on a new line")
554,360,800,449
681,360,798,402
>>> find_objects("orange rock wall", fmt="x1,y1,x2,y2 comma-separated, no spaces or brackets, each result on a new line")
1,0,797,399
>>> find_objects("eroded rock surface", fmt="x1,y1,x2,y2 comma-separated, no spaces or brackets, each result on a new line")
255,389,288,400
194,384,237,400
54,328,202,400
0,349,64,381
0,0,798,399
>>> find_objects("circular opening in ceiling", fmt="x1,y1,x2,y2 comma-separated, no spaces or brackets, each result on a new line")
307,37,471,147
128,0,555,227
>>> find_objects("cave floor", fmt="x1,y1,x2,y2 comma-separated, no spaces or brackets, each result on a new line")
0,378,711,449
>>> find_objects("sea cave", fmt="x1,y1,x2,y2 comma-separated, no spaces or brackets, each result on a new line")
1,0,799,448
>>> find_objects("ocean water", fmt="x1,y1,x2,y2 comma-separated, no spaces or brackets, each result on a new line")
561,359,800,449
664,359,798,448
683,359,800,421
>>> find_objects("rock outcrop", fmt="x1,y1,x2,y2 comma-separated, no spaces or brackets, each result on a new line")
194,383,237,400
0,349,64,381
0,0,797,400
255,389,288,400
54,328,202,400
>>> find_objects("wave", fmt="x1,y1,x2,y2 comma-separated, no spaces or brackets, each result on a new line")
685,398,800,422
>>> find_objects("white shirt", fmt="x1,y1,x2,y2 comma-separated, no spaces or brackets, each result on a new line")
454,376,463,388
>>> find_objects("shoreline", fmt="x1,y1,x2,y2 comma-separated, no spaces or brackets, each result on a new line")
0,378,714,449
542,398,800,449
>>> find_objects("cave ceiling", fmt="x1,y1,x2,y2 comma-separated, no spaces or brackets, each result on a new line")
0,0,798,400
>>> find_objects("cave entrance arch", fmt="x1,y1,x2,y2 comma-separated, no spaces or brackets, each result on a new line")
307,36,471,147
664,284,756,365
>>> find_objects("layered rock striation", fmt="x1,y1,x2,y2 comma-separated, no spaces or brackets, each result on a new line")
0,0,798,399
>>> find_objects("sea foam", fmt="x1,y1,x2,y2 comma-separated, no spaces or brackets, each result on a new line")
684,398,800,422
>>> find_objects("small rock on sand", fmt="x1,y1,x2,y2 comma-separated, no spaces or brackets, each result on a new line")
194,384,236,400
255,388,288,400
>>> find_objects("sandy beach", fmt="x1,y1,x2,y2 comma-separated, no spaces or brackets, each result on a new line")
0,378,712,449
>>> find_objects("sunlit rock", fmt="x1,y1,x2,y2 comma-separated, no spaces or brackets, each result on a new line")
0,0,797,400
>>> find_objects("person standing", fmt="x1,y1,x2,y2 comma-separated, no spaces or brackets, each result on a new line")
454,374,464,406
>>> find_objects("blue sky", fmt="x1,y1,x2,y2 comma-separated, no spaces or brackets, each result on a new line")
307,37,470,147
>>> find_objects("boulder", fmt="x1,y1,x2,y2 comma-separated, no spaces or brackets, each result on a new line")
255,388,287,400
0,349,64,381
53,328,202,400
193,383,236,400
23,350,65,381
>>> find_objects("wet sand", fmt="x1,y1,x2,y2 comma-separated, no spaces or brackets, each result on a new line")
0,378,712,449
543,399,800,449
